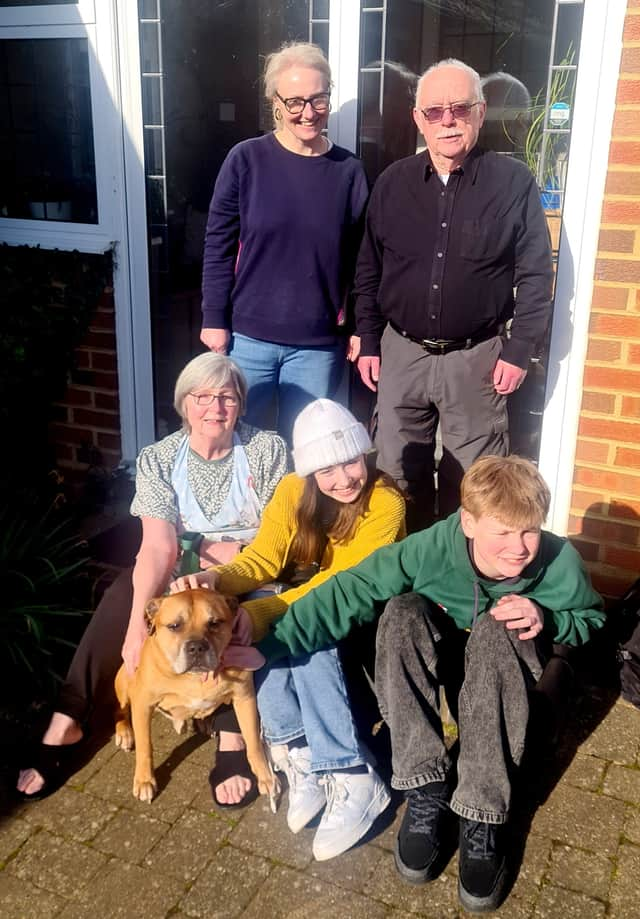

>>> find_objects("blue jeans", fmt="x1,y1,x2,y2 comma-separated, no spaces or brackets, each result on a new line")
255,646,366,773
229,333,344,444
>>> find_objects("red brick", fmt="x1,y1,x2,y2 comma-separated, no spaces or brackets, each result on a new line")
574,465,640,496
579,516,640,546
58,387,93,407
82,330,116,351
628,343,640,365
582,366,640,393
621,46,640,72
75,348,92,371
603,545,640,570
585,339,623,362
96,431,121,451
49,423,96,447
578,416,640,443
601,199,640,223
591,570,637,601
54,443,74,463
617,80,640,104
72,408,119,429
616,445,640,468
624,14,640,42
605,170,640,195
99,449,123,470
595,258,640,283
591,286,630,310
590,313,640,337
575,440,610,464
636,289,640,312
581,391,617,414
609,140,640,165
96,289,115,309
567,537,600,563
609,497,640,519
597,228,636,253
570,490,607,513
91,371,119,390
94,391,120,411
621,395,640,417
90,310,117,331
612,109,640,136
91,351,119,371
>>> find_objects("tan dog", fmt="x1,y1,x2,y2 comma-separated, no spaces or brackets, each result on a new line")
114,587,279,805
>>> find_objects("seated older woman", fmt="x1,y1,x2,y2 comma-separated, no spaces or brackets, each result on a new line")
16,353,287,800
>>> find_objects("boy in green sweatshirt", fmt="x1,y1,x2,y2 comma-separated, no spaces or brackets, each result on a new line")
257,455,604,913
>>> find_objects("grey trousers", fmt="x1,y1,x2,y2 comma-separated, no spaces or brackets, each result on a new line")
376,324,509,528
375,594,544,825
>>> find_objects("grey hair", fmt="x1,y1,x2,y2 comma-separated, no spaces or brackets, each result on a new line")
415,58,484,106
173,353,248,431
481,72,531,119
263,41,332,100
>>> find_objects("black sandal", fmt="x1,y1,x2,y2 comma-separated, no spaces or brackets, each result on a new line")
208,746,258,810
17,738,85,801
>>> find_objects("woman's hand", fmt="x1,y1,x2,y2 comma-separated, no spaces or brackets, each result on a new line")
199,538,244,567
170,570,220,593
200,328,230,354
121,616,149,676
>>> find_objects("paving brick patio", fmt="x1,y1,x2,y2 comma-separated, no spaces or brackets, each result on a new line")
1,682,638,918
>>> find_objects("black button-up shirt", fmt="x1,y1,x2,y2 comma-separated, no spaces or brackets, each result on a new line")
354,146,553,368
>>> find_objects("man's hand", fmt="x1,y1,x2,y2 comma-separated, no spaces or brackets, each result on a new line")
170,570,220,593
493,359,527,395
347,335,361,363
357,355,380,392
121,617,149,676
200,328,230,354
491,594,544,640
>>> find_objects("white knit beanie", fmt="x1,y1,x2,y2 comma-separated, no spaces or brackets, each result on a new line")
292,399,372,478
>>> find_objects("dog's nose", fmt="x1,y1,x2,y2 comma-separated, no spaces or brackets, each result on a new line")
184,639,210,659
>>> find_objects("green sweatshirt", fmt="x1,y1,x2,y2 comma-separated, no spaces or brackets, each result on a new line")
257,512,605,662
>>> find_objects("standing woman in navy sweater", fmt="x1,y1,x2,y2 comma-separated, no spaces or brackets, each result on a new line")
200,42,368,444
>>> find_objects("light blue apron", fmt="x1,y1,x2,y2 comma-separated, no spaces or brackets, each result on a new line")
170,433,262,573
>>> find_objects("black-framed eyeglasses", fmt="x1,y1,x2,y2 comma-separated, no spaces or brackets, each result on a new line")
189,392,238,407
420,101,483,123
274,91,331,115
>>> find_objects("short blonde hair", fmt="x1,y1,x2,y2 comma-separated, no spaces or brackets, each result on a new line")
173,353,248,430
460,455,550,529
263,41,332,100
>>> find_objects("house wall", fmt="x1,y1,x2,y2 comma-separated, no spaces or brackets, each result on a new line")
50,284,122,486
570,0,640,600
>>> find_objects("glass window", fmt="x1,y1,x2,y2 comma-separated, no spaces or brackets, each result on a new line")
0,37,97,222
138,0,314,435
0,1,78,5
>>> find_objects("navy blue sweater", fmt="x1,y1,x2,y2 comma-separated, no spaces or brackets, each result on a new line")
201,133,369,346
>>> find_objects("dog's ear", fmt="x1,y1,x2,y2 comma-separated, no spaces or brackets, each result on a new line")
224,595,239,614
144,598,162,634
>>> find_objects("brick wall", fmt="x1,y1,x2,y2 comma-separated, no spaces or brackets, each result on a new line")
570,0,640,600
49,285,122,485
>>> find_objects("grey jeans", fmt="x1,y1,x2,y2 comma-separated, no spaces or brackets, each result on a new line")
376,324,509,527
375,594,543,825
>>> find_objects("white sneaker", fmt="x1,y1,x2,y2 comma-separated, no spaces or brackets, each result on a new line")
270,744,326,834
312,764,391,861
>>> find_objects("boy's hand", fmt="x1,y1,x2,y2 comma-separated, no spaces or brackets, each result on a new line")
490,595,544,640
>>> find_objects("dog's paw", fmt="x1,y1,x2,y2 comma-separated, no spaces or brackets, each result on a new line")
114,723,135,752
133,775,157,803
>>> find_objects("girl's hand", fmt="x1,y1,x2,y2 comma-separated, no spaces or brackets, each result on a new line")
121,617,149,675
199,538,243,567
170,570,220,593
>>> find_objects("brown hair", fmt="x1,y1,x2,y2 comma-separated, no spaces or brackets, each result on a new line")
460,455,550,528
288,457,401,567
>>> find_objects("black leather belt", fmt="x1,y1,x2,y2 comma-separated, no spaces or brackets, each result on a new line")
389,321,504,355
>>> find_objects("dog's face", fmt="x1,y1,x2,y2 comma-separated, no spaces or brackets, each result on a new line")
145,588,239,675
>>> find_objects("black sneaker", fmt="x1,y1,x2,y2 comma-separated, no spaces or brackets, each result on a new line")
394,782,451,883
458,817,507,913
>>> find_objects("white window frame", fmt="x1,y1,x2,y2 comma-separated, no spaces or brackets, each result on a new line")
0,0,155,463
0,1,95,28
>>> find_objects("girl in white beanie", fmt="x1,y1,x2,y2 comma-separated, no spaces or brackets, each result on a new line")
175,398,405,860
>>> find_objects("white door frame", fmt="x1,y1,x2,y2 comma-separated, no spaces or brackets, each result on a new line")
327,0,627,536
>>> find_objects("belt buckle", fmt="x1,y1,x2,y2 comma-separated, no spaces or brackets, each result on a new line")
422,338,449,353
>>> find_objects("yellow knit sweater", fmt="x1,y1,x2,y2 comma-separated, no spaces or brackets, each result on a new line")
213,473,406,641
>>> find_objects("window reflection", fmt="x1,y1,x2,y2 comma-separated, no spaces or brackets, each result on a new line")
0,37,97,223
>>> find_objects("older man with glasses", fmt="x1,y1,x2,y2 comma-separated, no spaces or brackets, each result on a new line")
354,58,553,531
